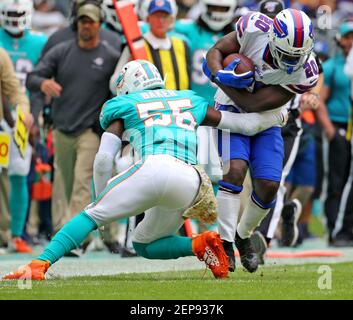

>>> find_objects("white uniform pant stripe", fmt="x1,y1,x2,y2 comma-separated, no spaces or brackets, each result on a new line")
267,126,302,238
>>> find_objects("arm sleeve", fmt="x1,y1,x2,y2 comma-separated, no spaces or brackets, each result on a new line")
217,107,286,136
190,93,208,125
0,48,30,113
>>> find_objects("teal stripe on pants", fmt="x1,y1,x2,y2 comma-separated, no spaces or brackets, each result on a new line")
94,162,143,204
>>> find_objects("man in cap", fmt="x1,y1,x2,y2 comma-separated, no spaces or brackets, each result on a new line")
26,2,120,255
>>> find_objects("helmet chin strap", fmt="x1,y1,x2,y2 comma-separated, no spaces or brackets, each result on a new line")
286,66,294,74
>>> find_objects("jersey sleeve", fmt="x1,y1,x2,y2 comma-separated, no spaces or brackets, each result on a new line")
282,55,320,94
236,12,271,48
189,91,209,125
99,96,131,130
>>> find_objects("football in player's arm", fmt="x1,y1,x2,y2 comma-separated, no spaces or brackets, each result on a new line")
203,30,295,112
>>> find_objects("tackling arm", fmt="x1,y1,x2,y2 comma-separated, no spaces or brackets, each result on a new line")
93,119,124,198
215,82,295,112
201,106,287,136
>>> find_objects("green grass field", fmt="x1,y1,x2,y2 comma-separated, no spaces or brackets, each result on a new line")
0,262,352,300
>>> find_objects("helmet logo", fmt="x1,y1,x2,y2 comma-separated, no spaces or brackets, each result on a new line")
273,18,288,38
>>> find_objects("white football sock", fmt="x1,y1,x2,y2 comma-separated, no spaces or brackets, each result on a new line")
217,190,241,242
237,197,270,239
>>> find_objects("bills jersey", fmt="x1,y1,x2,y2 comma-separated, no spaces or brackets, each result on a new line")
0,29,47,91
100,89,209,164
175,20,226,106
214,12,319,110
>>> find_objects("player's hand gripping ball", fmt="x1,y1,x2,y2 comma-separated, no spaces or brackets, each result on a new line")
202,54,255,89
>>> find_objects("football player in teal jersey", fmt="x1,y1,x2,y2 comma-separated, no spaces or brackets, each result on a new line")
0,0,47,253
3,60,286,280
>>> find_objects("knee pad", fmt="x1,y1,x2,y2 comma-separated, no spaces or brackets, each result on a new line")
219,180,243,194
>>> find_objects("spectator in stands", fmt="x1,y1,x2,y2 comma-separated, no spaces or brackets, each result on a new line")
320,20,353,246
0,48,32,253
110,0,191,94
32,0,66,36
30,0,123,254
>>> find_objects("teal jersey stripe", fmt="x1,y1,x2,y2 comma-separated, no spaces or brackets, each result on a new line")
94,162,143,204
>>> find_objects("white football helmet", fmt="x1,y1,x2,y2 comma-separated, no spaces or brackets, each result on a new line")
115,60,165,96
200,0,237,31
0,0,33,35
101,0,137,32
269,9,314,74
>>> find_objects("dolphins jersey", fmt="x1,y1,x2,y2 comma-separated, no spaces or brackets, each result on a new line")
0,29,47,90
214,12,319,110
100,89,209,164
174,20,226,106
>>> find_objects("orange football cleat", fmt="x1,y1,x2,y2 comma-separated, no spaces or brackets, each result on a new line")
3,260,50,281
192,231,229,279
11,237,33,253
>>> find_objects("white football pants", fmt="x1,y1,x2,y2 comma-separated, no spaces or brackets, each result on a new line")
85,154,200,243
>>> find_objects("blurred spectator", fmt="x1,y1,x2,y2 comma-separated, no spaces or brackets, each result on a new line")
40,0,119,55
0,48,31,252
0,0,46,253
32,0,66,36
330,20,353,247
110,0,191,93
320,20,353,246
28,0,123,254
26,3,120,255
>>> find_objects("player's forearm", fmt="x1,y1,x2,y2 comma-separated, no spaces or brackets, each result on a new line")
206,31,240,75
216,81,294,112
217,108,286,136
205,47,224,75
93,132,122,197
314,101,336,140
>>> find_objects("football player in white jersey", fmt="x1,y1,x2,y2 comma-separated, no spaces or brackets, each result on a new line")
203,8,319,273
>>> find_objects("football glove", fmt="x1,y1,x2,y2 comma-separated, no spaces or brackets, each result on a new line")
202,57,254,89
216,58,254,89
